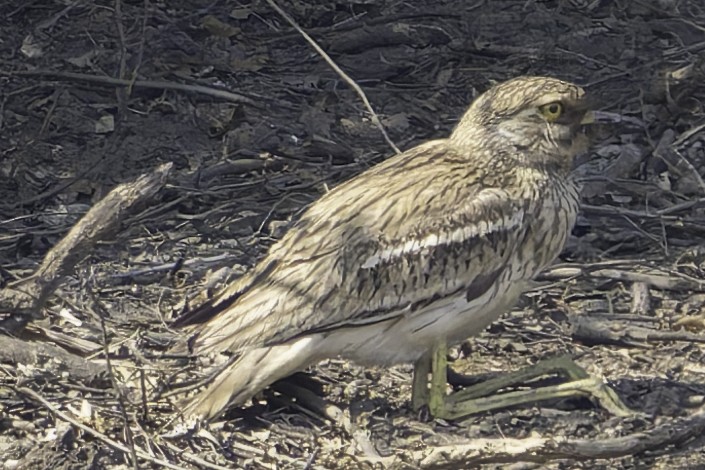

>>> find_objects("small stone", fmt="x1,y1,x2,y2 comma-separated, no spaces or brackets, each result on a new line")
685,395,705,407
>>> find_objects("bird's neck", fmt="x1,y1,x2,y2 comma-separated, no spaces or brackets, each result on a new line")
449,126,575,177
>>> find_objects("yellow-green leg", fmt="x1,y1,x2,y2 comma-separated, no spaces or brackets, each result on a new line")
411,340,633,420
411,351,431,412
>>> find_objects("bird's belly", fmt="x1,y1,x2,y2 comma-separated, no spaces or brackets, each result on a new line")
321,278,528,366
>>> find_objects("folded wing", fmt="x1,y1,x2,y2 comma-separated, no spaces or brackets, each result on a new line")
177,141,540,355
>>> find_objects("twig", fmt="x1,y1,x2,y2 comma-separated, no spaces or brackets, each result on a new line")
378,408,705,468
630,282,651,315
673,121,705,147
162,442,243,470
269,10,462,41
539,262,705,291
571,315,705,346
15,386,190,470
263,0,401,155
114,0,129,120
34,0,81,32
131,0,150,93
90,283,139,470
0,70,257,106
97,254,242,285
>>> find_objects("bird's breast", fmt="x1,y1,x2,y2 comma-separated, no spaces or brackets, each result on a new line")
519,178,580,276
321,275,529,365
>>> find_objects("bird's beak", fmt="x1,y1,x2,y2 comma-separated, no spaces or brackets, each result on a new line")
588,110,646,128
580,110,596,125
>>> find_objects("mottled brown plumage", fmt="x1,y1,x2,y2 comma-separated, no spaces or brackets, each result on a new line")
174,76,591,421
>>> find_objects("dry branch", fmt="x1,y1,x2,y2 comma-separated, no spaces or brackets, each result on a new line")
571,315,705,347
540,262,705,291
0,335,105,383
0,162,173,334
383,408,705,468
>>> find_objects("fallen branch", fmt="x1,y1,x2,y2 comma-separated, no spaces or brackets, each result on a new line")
539,262,705,291
0,163,173,334
570,315,705,347
0,335,105,383
381,407,705,468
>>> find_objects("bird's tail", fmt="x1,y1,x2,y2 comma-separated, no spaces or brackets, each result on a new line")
180,335,324,421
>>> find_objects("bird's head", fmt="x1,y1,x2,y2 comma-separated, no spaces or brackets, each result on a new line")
451,76,593,170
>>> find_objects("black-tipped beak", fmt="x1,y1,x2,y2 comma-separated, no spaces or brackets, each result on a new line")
588,111,646,127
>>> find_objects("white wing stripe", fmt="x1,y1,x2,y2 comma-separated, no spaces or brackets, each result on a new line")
362,199,524,269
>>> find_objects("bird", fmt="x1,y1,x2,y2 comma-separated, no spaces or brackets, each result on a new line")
172,76,600,422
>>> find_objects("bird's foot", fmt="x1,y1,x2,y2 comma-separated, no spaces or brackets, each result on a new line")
412,342,633,420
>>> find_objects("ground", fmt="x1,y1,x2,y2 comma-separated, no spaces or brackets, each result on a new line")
1,0,705,469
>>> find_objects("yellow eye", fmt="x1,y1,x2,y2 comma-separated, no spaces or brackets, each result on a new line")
539,102,563,122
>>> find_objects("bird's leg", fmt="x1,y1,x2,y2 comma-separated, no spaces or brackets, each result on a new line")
411,341,451,417
416,346,633,420
411,351,431,412
428,339,450,418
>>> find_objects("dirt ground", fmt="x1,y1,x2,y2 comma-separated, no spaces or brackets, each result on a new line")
1,0,705,468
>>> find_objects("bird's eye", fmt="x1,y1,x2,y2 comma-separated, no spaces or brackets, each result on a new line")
538,102,563,122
